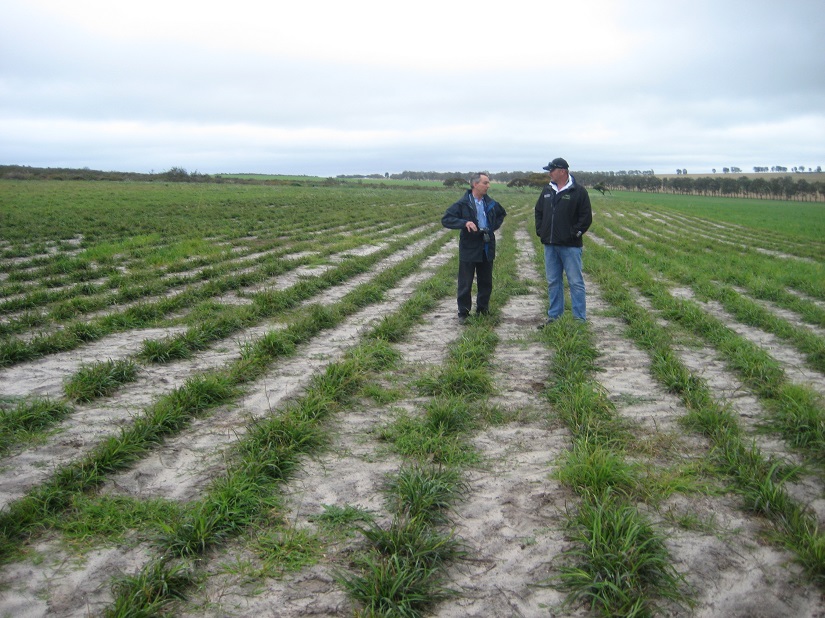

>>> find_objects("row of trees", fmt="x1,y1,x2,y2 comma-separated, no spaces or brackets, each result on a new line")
0,165,215,182
577,172,824,201
391,166,822,183
0,166,319,187
496,171,824,201
749,166,822,173
3,165,822,201
395,169,825,201
683,166,822,174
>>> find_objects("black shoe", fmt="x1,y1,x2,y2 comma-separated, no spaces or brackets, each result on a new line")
537,317,556,330
476,309,489,316
458,313,469,323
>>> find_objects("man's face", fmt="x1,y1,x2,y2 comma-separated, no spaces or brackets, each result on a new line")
473,175,491,195
548,167,567,184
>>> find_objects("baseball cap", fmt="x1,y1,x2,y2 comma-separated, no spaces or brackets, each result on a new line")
542,157,569,171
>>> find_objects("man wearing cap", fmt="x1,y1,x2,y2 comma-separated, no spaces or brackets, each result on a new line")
535,157,592,326
442,172,507,322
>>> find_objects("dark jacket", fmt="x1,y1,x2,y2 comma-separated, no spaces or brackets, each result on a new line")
535,176,592,247
442,190,507,262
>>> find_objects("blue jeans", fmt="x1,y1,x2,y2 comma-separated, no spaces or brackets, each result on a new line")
543,245,586,320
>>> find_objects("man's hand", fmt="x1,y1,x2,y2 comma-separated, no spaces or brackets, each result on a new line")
465,221,478,232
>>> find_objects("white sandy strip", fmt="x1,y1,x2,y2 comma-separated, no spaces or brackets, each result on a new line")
436,227,575,617
731,286,825,340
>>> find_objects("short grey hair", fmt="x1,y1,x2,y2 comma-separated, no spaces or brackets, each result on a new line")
470,172,489,187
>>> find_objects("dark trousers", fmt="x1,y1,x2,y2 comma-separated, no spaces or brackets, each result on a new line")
457,259,493,316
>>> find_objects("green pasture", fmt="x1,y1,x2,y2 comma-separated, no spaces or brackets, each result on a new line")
0,180,449,246
599,190,825,242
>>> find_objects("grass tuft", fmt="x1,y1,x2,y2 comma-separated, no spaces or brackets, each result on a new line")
0,397,74,453
64,359,139,402
383,465,467,525
104,559,194,618
554,494,691,616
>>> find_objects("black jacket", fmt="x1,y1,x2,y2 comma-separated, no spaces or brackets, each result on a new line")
442,190,507,262
534,176,592,247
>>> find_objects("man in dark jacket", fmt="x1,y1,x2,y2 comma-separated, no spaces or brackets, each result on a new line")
535,157,592,326
442,173,507,321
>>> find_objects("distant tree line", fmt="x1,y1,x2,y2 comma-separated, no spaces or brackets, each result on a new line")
3,165,822,201
393,169,824,202
0,165,210,182
426,169,824,202
0,165,325,186
751,165,822,173
568,172,825,201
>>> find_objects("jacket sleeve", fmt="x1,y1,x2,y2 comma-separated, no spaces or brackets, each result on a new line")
534,192,544,236
441,199,467,230
574,189,593,236
492,202,506,231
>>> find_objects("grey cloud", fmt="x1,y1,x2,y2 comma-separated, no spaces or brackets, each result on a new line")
1,0,823,175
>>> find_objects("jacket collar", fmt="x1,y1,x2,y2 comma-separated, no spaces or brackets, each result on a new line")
550,175,574,193
466,189,492,205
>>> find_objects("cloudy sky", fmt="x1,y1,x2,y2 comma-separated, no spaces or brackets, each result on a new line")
2,0,824,176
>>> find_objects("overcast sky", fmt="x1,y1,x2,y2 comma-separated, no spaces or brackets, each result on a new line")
2,0,824,176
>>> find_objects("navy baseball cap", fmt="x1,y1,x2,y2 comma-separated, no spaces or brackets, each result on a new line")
542,157,569,171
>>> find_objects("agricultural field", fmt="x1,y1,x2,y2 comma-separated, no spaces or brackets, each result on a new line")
0,180,824,617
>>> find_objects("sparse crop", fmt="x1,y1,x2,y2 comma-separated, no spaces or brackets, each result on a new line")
0,181,823,616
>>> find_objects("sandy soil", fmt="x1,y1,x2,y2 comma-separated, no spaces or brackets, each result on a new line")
1,217,824,617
